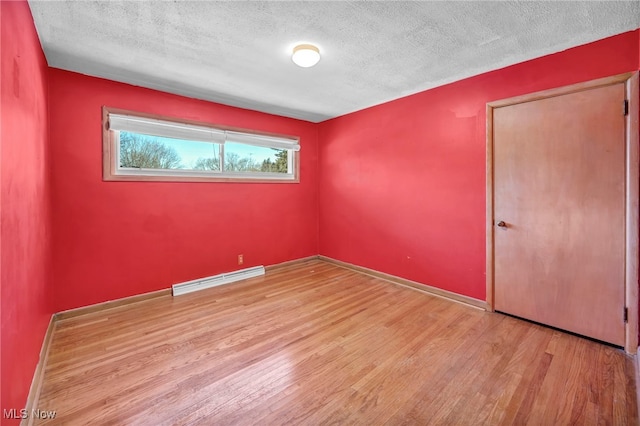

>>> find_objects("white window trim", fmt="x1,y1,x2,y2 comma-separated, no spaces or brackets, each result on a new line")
102,106,300,183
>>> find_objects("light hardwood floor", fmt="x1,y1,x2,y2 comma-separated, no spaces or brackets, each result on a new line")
34,260,638,425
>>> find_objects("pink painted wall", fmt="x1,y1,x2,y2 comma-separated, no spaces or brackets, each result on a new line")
318,30,640,302
48,70,319,312
1,1,53,423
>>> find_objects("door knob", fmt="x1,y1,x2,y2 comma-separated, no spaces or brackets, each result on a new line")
497,221,507,228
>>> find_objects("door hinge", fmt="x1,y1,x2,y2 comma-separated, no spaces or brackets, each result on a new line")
624,307,628,323
623,99,629,116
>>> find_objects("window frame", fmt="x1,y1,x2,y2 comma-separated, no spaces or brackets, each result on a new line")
102,106,300,183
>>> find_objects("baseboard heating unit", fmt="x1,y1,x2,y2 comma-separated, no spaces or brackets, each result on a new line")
172,265,265,296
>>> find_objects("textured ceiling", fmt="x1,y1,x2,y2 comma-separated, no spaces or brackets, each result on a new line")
29,1,640,122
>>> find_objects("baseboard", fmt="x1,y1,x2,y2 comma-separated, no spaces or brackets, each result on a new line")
319,255,488,310
21,314,56,426
56,288,172,322
57,258,321,320
265,255,320,272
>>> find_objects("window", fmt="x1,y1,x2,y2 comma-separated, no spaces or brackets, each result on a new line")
102,107,300,182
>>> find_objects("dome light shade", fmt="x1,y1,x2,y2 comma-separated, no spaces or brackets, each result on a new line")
292,44,320,68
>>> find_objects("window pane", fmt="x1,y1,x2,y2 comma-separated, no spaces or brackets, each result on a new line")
224,142,289,173
119,131,220,171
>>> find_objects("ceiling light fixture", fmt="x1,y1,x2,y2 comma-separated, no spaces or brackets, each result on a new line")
292,44,320,68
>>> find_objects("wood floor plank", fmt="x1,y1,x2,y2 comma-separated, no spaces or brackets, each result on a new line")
33,260,638,425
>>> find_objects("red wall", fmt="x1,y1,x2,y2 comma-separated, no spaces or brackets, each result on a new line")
48,70,319,312
318,30,640,301
2,2,639,416
1,1,53,422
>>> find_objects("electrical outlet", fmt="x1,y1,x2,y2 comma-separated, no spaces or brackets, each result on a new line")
238,254,243,265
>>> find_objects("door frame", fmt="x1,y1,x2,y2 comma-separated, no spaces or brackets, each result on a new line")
486,72,639,353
